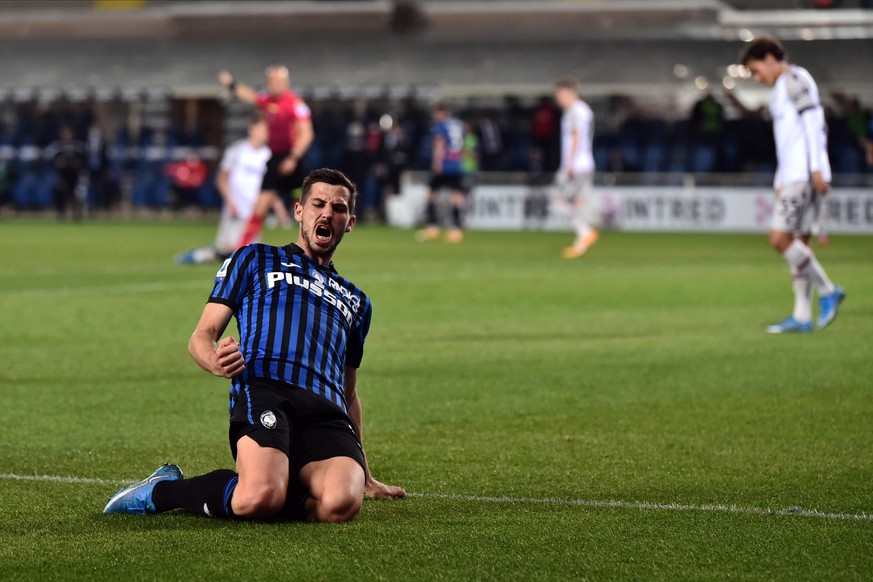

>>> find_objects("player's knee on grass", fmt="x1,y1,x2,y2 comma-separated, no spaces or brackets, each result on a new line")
303,457,366,523
313,487,363,523
231,483,286,517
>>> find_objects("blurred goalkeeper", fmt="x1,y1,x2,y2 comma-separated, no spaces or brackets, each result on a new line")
554,77,599,259
104,168,405,522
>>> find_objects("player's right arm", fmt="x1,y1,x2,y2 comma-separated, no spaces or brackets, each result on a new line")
216,144,238,217
432,133,446,174
564,108,581,178
218,70,258,104
215,169,237,217
188,303,245,379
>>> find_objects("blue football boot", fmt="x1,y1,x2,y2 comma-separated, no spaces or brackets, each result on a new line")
174,250,197,265
766,316,813,334
818,285,846,330
103,464,183,514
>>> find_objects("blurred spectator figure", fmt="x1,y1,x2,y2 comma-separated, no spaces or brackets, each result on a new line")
461,119,480,193
397,98,429,168
689,92,725,171
376,120,411,202
341,120,369,199
690,92,725,140
531,96,560,171
46,125,86,221
477,109,503,171
831,92,872,168
725,89,775,174
164,149,208,211
358,119,385,222
85,120,117,210
866,115,873,167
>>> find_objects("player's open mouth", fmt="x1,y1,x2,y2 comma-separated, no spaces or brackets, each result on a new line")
315,224,333,242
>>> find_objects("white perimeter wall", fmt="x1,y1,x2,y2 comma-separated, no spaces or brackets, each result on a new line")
387,175,873,234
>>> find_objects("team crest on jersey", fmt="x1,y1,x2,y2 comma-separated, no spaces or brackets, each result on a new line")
260,411,277,430
216,258,231,279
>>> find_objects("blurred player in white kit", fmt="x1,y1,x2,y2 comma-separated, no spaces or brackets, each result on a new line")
742,37,845,333
176,113,272,265
554,77,599,259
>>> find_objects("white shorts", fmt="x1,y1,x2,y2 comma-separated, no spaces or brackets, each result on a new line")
771,182,820,235
555,172,593,200
214,211,252,254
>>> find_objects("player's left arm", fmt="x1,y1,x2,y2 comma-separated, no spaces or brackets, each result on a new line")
280,119,314,175
790,75,829,195
280,105,314,175
345,366,406,500
800,108,829,195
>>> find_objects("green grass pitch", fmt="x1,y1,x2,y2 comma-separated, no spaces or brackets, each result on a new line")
1,220,871,580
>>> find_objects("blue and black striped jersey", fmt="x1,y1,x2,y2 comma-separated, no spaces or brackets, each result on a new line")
209,243,372,413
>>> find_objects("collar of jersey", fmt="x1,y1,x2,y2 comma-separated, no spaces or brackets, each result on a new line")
283,243,338,274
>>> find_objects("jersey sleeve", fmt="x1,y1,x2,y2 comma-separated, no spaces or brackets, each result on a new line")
293,98,311,120
567,106,585,135
345,297,372,369
800,107,827,174
208,246,256,311
786,73,818,115
219,142,239,172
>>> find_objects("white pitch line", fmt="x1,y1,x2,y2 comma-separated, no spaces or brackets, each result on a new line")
0,473,128,485
408,492,873,522
2,473,870,522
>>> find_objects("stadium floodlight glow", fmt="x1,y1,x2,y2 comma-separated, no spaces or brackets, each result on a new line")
801,28,815,41
673,64,689,79
694,76,709,90
738,28,754,42
379,114,393,132
722,77,736,90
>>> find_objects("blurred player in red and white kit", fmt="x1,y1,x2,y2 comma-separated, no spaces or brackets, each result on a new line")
218,65,314,247
554,78,598,259
175,113,272,265
742,37,845,334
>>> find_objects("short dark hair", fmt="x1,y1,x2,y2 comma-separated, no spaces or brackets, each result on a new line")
300,168,358,213
249,111,267,127
433,102,450,115
741,36,786,65
554,77,580,92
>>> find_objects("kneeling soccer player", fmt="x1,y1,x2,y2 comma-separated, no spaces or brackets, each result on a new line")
104,168,405,522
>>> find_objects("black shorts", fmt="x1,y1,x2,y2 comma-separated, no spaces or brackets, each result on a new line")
429,173,468,193
228,378,366,479
261,151,306,200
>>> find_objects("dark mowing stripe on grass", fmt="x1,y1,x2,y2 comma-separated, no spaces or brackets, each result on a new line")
3,473,871,522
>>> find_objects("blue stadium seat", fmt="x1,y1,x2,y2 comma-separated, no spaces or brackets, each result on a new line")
12,172,38,208
689,144,717,173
